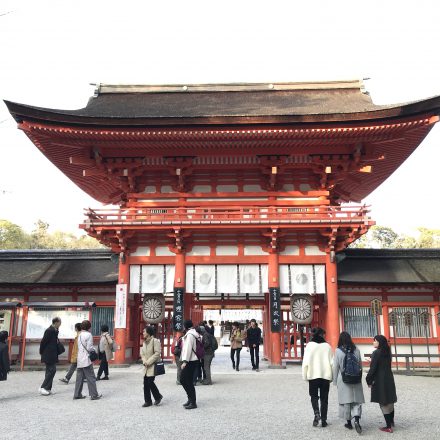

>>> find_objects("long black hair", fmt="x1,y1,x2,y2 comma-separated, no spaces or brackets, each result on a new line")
374,334,391,357
338,331,356,351
311,327,326,343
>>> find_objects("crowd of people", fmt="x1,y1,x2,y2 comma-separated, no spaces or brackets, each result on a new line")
302,327,397,434
1,318,397,434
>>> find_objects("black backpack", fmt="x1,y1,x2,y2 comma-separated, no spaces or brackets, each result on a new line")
342,347,362,384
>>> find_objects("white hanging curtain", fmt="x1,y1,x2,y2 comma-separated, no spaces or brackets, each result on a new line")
165,265,175,292
279,265,290,294
129,265,141,294
186,265,195,293
291,264,314,294
217,265,238,293
314,264,326,293
195,265,216,294
239,264,260,294
141,265,164,293
260,264,269,293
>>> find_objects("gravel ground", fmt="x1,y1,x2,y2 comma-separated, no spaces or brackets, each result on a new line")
1,348,439,440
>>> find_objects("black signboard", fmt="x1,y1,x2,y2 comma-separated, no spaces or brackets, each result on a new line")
173,287,185,332
269,287,281,332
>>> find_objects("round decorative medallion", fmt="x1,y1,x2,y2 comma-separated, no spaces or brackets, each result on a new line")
146,273,159,286
242,273,255,285
290,295,313,324
142,294,165,324
199,273,211,285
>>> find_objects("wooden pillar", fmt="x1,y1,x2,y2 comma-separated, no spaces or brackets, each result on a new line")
325,253,339,349
434,302,440,356
268,252,282,367
113,256,129,364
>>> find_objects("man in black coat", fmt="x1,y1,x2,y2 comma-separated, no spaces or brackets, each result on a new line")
39,317,62,395
0,331,11,381
246,319,262,371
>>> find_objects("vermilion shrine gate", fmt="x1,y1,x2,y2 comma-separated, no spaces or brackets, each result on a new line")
5,80,440,366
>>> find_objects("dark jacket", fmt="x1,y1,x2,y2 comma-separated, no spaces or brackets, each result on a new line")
0,342,10,381
246,326,262,346
39,326,59,365
207,325,215,336
365,348,397,405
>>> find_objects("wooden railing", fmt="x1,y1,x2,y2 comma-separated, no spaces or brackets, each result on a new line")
83,205,371,227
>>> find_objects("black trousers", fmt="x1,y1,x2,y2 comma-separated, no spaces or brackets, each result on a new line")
97,355,109,378
309,378,330,421
230,348,242,368
143,376,161,404
250,344,260,368
180,360,198,404
41,363,57,391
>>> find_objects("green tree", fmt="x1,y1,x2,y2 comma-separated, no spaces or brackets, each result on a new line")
0,220,31,249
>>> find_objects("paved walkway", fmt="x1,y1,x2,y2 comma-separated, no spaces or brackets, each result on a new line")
1,348,439,440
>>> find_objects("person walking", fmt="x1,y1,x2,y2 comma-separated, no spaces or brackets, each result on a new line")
140,326,163,407
366,335,397,433
39,316,63,396
60,322,81,384
74,320,101,400
199,325,215,385
230,322,243,371
247,319,262,371
180,319,201,409
0,331,11,383
333,331,365,434
302,327,333,428
97,324,114,381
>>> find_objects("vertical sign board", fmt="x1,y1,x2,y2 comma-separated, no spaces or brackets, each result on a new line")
173,287,185,332
115,284,128,329
269,287,281,332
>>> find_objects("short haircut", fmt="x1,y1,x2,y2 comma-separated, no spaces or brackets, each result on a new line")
145,326,155,337
232,321,240,327
101,324,109,333
183,319,193,330
81,320,92,331
0,331,8,343
52,317,61,325
74,323,82,332
250,319,257,323
208,320,214,325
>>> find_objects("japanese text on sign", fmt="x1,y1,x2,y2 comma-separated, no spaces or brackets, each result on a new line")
269,287,281,332
173,287,185,332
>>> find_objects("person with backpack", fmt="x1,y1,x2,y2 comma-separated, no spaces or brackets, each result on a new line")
60,322,82,384
333,331,365,434
97,324,114,381
302,327,333,428
180,319,202,409
366,335,397,433
199,325,217,385
246,319,262,371
229,322,243,371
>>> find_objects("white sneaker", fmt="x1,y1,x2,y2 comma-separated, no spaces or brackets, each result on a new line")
39,388,50,396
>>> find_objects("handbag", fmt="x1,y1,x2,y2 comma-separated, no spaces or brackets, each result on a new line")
57,340,65,355
153,340,165,376
80,335,98,362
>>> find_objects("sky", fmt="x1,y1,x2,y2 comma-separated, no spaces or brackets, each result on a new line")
0,0,439,236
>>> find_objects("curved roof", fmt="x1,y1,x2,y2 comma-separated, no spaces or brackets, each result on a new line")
5,80,440,126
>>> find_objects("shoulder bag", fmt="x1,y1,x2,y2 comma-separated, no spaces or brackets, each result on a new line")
80,335,98,362
153,340,165,376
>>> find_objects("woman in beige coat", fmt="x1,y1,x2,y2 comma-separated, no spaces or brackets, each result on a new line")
229,322,243,371
140,326,163,407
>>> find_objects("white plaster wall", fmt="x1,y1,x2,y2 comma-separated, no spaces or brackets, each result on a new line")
305,245,326,256
131,246,150,257
216,245,239,256
244,246,267,255
279,245,300,255
187,246,211,256
155,246,174,256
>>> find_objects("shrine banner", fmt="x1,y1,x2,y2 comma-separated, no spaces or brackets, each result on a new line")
269,287,281,332
115,284,127,329
173,287,185,332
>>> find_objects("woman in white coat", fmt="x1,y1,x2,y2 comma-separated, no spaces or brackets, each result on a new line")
333,331,365,434
302,327,333,428
74,320,101,400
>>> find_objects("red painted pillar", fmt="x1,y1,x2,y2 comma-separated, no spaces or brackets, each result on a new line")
114,256,129,364
325,253,339,349
268,252,282,367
